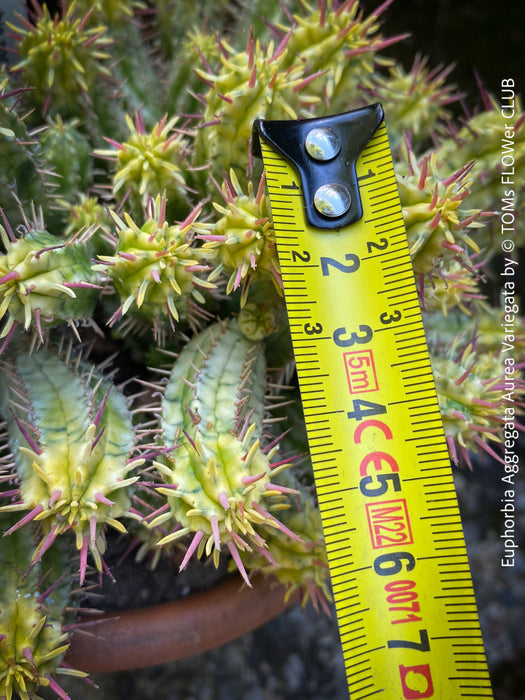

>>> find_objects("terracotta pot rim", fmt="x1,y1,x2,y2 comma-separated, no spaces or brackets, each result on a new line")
65,573,298,673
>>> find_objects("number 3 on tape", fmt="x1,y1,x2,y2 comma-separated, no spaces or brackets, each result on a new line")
253,104,493,699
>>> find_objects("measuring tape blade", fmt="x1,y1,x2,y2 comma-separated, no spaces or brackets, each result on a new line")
253,104,493,699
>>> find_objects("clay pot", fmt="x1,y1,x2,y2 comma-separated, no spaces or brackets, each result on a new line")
65,573,298,673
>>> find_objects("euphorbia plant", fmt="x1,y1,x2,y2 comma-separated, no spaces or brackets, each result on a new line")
0,1,523,697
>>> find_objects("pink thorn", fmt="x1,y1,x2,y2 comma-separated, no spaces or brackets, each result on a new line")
143,502,170,523
184,402,200,426
429,210,442,230
0,489,20,499
219,492,231,510
4,504,44,535
306,578,319,611
155,113,168,137
454,365,473,385
247,28,255,69
179,531,204,571
196,233,228,242
241,472,266,485
227,540,251,587
48,489,62,508
32,526,59,565
249,65,257,89
472,397,497,408
317,588,333,617
441,241,463,253
0,321,18,354
262,429,290,454
293,69,327,93
44,675,71,700
101,554,115,583
446,434,458,465
0,208,16,242
227,529,249,550
156,482,179,491
0,270,19,285
94,492,115,506
269,457,295,470
102,136,125,151
90,426,106,452
253,541,277,567
11,412,42,455
234,265,243,290
182,429,199,453
372,0,395,19
418,156,429,190
251,502,303,542
270,28,293,64
210,515,221,550
37,572,67,605
92,386,112,430
473,436,505,464
151,269,161,283
135,108,146,135
79,535,89,586
118,252,137,261
237,407,255,440
265,482,298,495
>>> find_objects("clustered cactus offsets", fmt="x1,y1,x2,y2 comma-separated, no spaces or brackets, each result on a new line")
0,0,523,696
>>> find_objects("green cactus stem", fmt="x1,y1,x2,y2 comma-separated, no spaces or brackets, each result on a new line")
8,2,114,129
0,512,85,700
397,142,489,277
95,111,191,221
0,343,143,584
240,482,332,613
147,319,298,586
196,170,281,307
38,116,92,203
94,193,215,342
0,79,55,229
370,54,461,150
0,213,101,352
193,28,320,178
274,0,408,113
430,338,524,468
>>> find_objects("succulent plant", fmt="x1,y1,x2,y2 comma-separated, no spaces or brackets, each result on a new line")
0,343,143,584
94,193,215,341
0,514,83,700
145,319,298,586
396,141,489,277
0,78,55,229
0,213,102,350
196,169,281,307
0,1,523,696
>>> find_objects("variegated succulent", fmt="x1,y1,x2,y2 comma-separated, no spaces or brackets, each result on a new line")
0,1,523,697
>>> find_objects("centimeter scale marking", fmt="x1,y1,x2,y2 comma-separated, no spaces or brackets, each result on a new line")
259,119,493,699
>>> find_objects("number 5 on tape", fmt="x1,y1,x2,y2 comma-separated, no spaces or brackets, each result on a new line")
253,104,493,699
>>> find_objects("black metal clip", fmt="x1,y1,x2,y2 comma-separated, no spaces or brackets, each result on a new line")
252,103,384,230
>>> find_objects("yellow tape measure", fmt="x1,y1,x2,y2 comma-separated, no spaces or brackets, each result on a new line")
253,105,493,699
